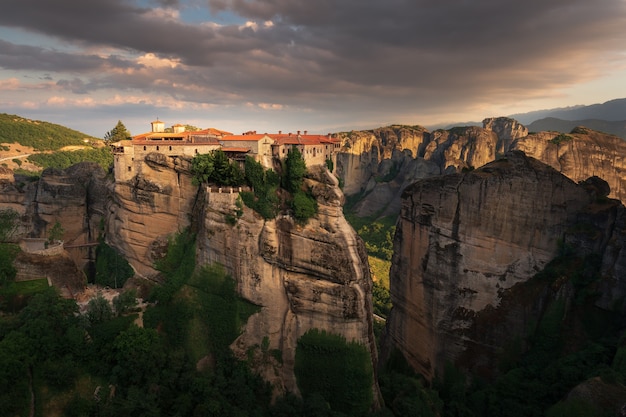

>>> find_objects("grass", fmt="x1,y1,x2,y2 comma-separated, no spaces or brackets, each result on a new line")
13,278,49,295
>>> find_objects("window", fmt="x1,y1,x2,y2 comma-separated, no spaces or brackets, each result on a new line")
128,166,131,171
156,146,159,151
169,146,172,151
143,146,146,151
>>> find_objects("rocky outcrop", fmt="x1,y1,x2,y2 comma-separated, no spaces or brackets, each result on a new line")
105,153,379,400
381,151,626,380
196,165,379,400
336,125,502,218
511,127,626,203
0,163,108,274
106,153,199,278
483,116,528,153
336,126,441,218
14,251,84,298
335,122,626,219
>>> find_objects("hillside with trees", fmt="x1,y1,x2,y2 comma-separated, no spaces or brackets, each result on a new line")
0,113,97,151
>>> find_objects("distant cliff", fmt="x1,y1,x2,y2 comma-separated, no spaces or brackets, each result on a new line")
380,151,626,380
335,120,626,218
0,162,108,279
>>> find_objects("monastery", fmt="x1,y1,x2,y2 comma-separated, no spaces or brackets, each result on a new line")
113,120,341,182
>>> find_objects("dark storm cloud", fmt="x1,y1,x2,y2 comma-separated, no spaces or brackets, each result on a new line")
0,40,116,72
1,0,625,118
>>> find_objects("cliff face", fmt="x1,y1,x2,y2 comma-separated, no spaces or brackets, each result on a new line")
0,163,108,274
0,163,107,244
107,154,379,399
335,121,626,219
106,152,199,278
196,166,378,397
511,127,626,203
381,151,626,380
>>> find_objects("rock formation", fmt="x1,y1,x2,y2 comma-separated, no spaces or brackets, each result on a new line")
106,152,199,278
335,121,626,219
106,154,380,400
0,162,108,274
381,151,626,380
196,165,379,399
511,126,626,203
482,116,528,153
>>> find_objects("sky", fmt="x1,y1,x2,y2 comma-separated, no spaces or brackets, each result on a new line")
1,0,626,138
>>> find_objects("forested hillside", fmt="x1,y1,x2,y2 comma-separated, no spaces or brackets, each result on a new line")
0,113,96,151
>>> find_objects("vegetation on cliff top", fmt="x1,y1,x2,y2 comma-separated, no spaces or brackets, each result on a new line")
192,147,318,223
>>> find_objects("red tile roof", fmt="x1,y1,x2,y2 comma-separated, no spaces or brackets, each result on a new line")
220,134,269,141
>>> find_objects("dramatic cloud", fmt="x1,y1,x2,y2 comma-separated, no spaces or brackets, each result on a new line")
1,0,625,136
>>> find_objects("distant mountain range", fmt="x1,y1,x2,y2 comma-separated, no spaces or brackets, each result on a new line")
509,98,626,124
437,98,626,139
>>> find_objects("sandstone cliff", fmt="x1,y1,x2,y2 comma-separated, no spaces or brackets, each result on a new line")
107,154,380,400
335,121,626,219
196,165,378,398
106,152,199,278
380,151,626,380
0,163,108,275
511,126,626,203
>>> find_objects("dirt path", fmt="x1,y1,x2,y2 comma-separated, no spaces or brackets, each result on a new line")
0,153,31,162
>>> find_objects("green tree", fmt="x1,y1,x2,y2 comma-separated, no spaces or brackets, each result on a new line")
104,120,131,143
284,146,307,193
86,293,114,325
191,152,214,186
0,244,18,286
48,220,64,243
112,324,166,387
113,289,138,316
211,149,244,186
292,191,317,223
0,208,18,242
295,329,374,414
